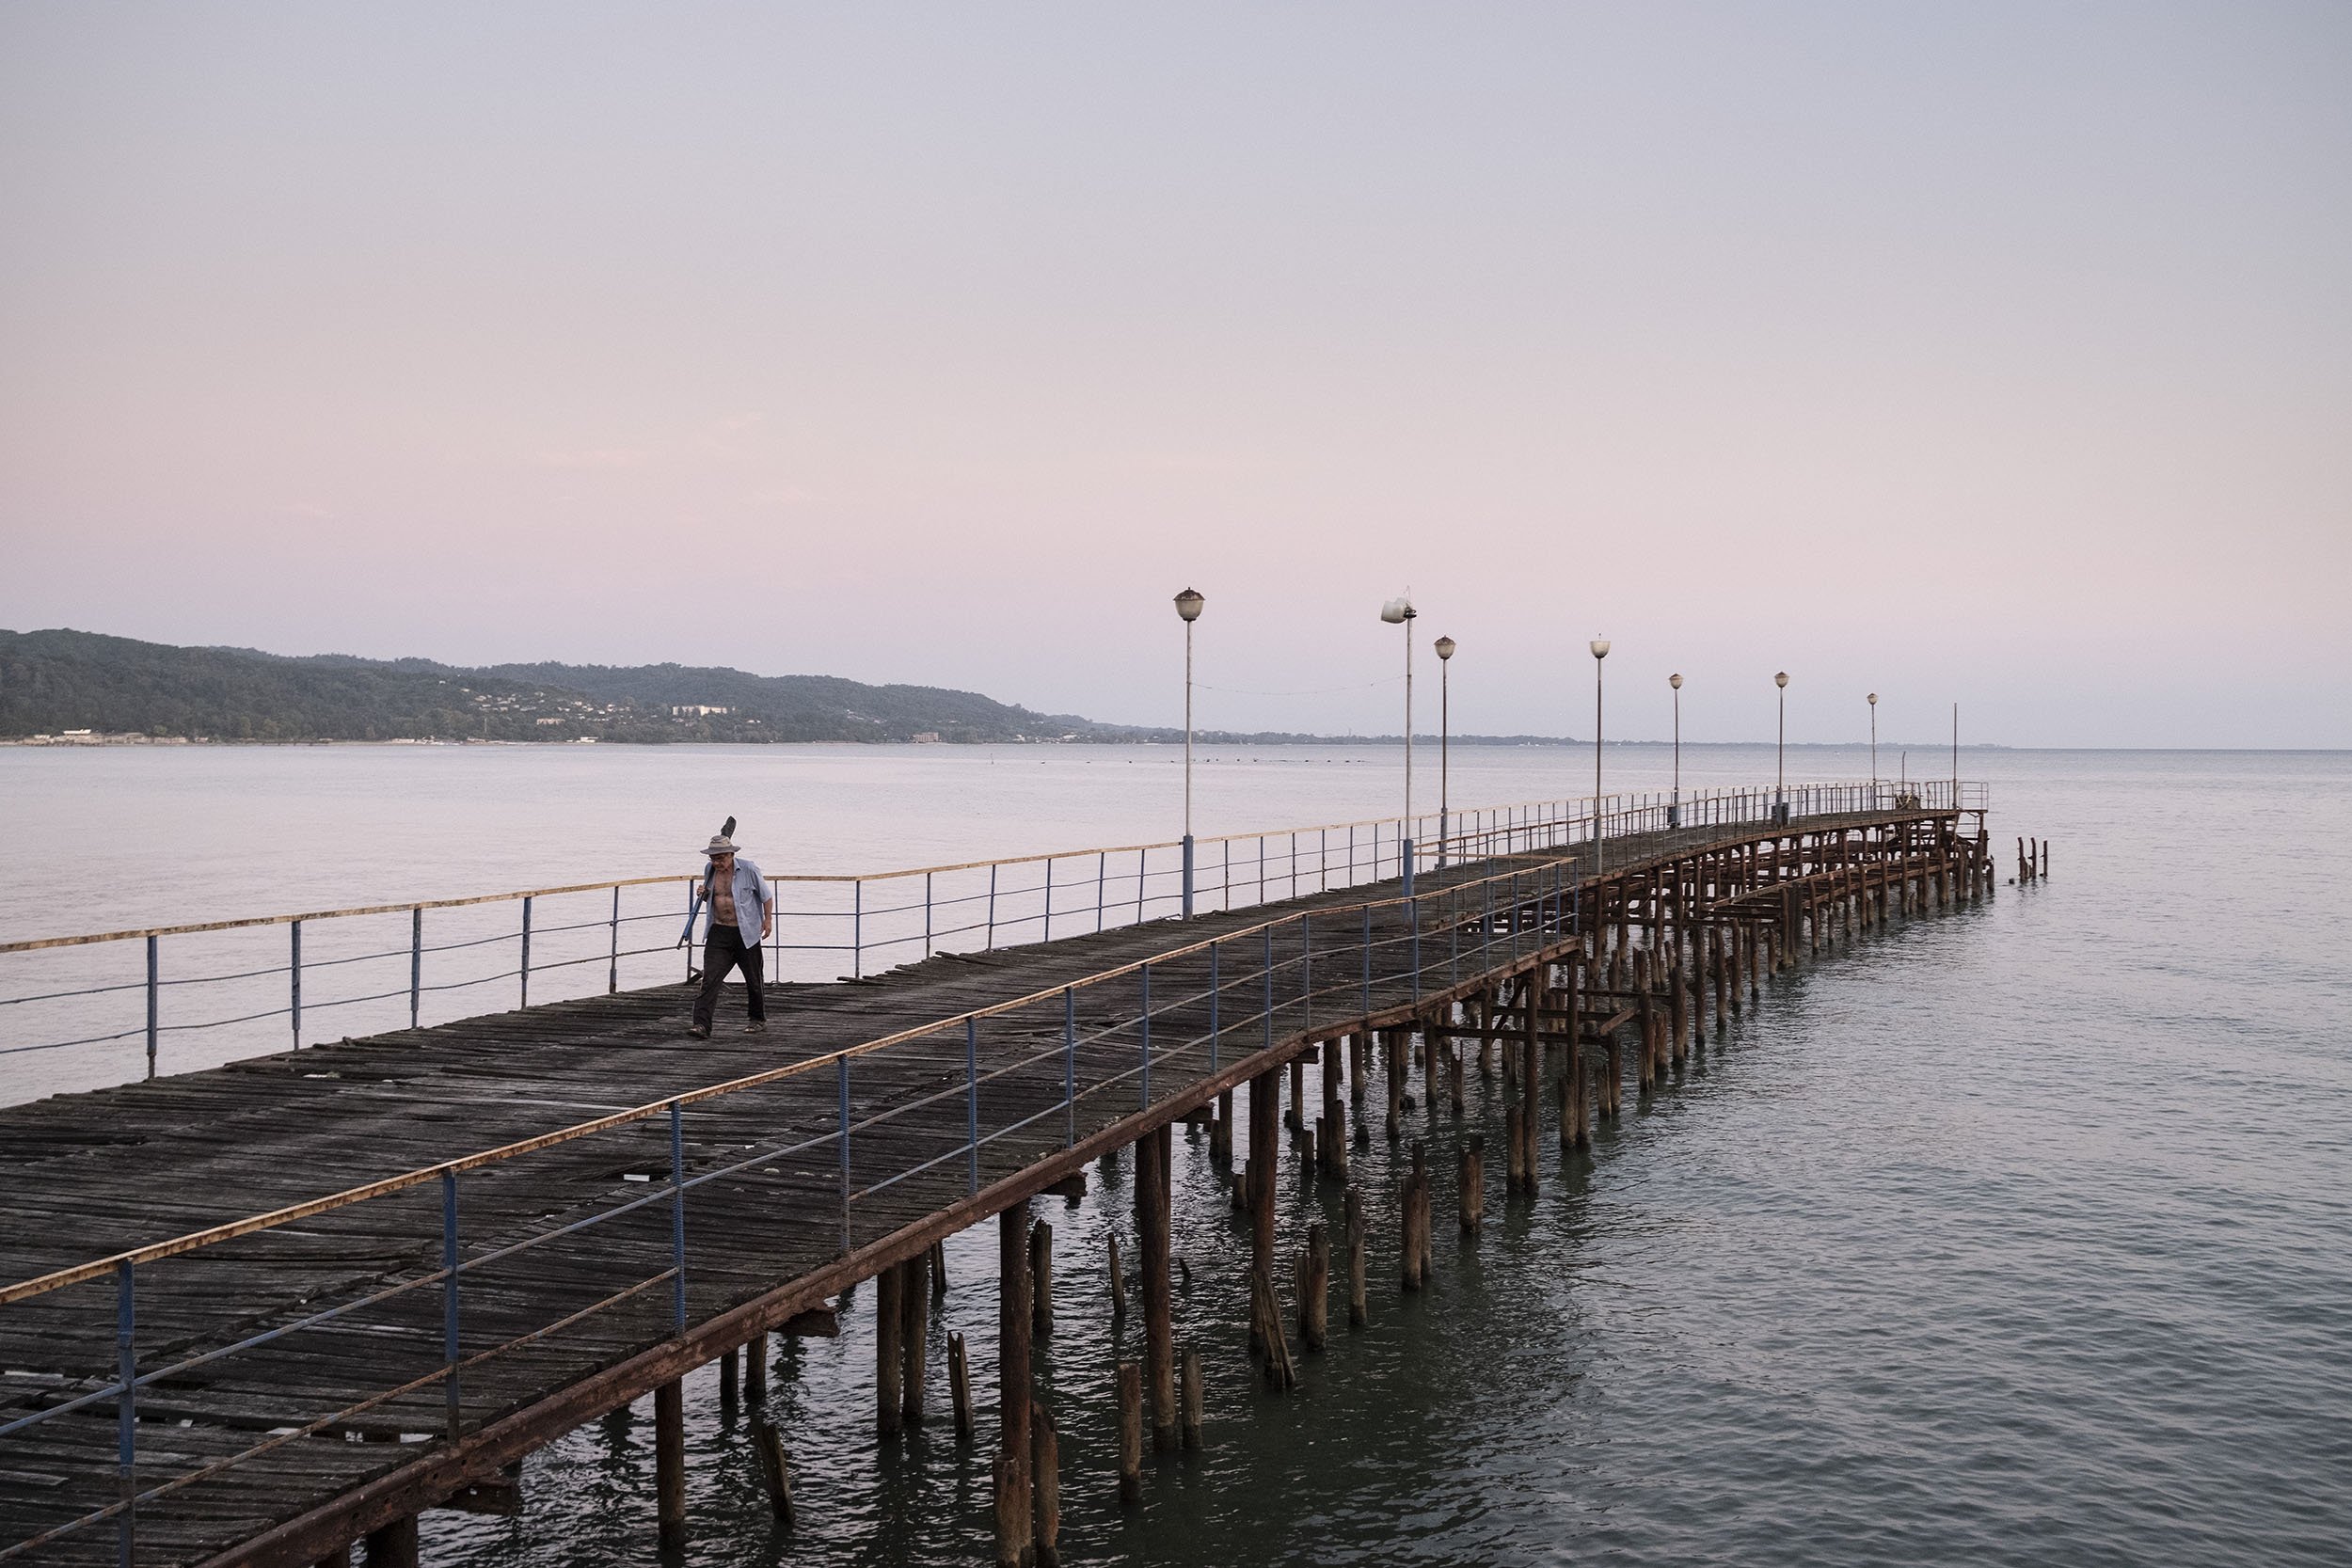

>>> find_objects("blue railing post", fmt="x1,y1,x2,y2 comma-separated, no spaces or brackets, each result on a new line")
1139,962,1152,1109
684,880,696,982
116,1259,135,1568
1044,857,1055,942
1301,912,1312,1031
1409,886,1422,1003
607,888,619,995
965,1017,979,1194
836,1056,851,1252
1263,926,1275,1052
1063,987,1076,1147
519,895,532,1009
289,919,302,1049
986,863,998,951
1182,834,1195,919
1361,904,1373,1014
144,935,158,1082
441,1168,461,1439
925,871,935,958
853,879,865,977
668,1101,688,1332
1402,837,1415,899
1096,852,1107,931
1208,940,1220,1070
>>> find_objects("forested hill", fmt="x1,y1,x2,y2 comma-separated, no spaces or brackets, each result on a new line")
0,628,1139,744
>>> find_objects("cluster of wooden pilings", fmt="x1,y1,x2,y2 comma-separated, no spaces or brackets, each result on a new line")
2016,836,2048,883
316,814,1994,1568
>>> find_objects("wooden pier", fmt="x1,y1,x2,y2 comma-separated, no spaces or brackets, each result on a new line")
0,794,1993,1566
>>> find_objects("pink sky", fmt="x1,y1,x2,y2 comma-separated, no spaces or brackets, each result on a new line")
2,3,2346,746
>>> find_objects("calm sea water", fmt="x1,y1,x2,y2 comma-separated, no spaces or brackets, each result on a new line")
4,745,2347,1564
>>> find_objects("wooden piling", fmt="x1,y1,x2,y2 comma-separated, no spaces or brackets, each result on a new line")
1108,1230,1127,1322
996,1207,1034,1568
749,1410,794,1526
1504,1104,1526,1192
1211,1088,1233,1164
1287,1055,1305,1133
1344,1184,1369,1327
1518,974,1541,1195
721,1345,739,1404
1321,1037,1343,1151
1140,1125,1176,1452
1249,1269,1297,1389
1116,1362,1144,1503
1384,1030,1405,1141
1029,1220,1054,1338
361,1516,417,1568
902,1254,930,1427
655,1377,686,1551
1460,1134,1485,1235
1400,1154,1425,1291
1180,1345,1203,1449
1031,1402,1061,1567
1249,1067,1279,1289
745,1330,769,1407
1300,1221,1330,1349
876,1262,903,1438
949,1332,975,1440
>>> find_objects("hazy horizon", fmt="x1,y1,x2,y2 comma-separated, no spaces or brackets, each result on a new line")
4,5,2346,748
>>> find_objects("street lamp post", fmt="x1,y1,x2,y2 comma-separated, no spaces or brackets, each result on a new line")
1175,587,1204,916
1669,673,1683,828
1590,638,1611,869
1774,671,1789,824
1435,635,1455,867
1380,595,1418,888
1867,691,1879,807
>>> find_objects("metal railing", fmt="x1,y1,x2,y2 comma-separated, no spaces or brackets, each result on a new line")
0,781,1987,1563
0,781,1978,1101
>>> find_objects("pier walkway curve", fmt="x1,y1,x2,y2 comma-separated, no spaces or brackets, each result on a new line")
0,783,1990,1566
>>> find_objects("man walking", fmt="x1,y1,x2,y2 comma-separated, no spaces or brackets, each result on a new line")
680,830,772,1037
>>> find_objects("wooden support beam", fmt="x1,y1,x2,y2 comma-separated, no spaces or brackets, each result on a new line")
1249,1067,1279,1289
749,1411,793,1526
949,1332,974,1441
361,1516,416,1568
1140,1124,1176,1451
996,1206,1034,1568
1116,1362,1143,1504
1344,1185,1369,1328
899,1256,927,1427
1459,1134,1485,1234
876,1260,903,1439
1031,1403,1060,1568
654,1378,685,1552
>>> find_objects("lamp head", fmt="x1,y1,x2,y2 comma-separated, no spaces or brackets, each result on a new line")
1775,671,1788,689
1173,587,1204,623
1379,596,1415,624
1434,635,1455,661
1589,638,1611,660
1867,691,1877,705
1669,673,1682,690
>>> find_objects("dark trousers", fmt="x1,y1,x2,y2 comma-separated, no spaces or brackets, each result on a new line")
693,927,766,1029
